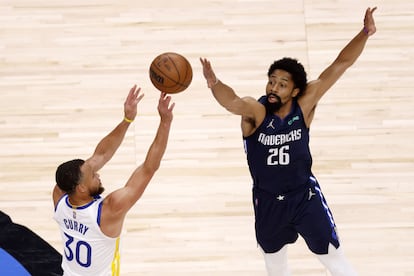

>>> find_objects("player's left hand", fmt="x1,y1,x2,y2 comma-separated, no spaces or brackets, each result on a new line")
200,58,218,88
124,84,144,122
364,7,377,36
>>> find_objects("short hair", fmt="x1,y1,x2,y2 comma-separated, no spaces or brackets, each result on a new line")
267,57,308,97
55,159,85,194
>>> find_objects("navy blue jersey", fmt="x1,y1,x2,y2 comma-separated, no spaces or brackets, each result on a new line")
243,96,313,194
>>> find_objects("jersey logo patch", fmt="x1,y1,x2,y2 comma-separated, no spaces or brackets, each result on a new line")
288,115,300,126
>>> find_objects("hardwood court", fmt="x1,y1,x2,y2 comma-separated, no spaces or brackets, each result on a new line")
1,0,413,275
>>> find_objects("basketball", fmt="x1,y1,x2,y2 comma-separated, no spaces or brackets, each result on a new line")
149,52,193,94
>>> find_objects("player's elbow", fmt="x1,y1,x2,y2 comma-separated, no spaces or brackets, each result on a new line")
142,160,161,175
224,105,237,114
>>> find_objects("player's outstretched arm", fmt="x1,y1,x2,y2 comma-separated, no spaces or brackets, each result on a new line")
317,7,377,90
200,57,263,119
52,85,144,206
300,7,377,117
87,85,144,172
101,93,174,237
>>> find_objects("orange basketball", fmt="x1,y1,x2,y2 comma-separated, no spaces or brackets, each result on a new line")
149,52,193,94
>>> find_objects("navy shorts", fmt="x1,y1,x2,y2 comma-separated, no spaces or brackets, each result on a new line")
252,178,340,254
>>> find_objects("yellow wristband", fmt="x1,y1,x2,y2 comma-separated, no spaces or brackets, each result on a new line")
124,116,134,123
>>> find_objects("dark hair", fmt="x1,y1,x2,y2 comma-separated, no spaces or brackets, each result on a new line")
55,159,85,194
267,57,308,97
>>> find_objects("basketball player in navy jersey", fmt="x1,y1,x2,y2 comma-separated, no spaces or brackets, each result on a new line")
53,86,174,276
200,7,377,276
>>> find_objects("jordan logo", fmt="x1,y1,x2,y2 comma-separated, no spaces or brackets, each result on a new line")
308,188,316,200
266,119,275,129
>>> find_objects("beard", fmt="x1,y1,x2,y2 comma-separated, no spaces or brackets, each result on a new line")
264,93,282,114
90,184,105,197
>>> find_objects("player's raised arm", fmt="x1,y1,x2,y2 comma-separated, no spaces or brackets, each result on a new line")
52,85,144,206
299,7,377,120
200,57,265,135
100,92,174,237
87,85,144,172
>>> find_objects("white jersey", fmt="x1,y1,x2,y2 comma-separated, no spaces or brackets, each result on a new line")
54,195,121,276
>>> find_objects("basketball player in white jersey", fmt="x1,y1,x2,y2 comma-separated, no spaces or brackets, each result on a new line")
53,86,174,276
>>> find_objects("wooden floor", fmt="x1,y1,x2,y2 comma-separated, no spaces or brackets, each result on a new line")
1,0,414,275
